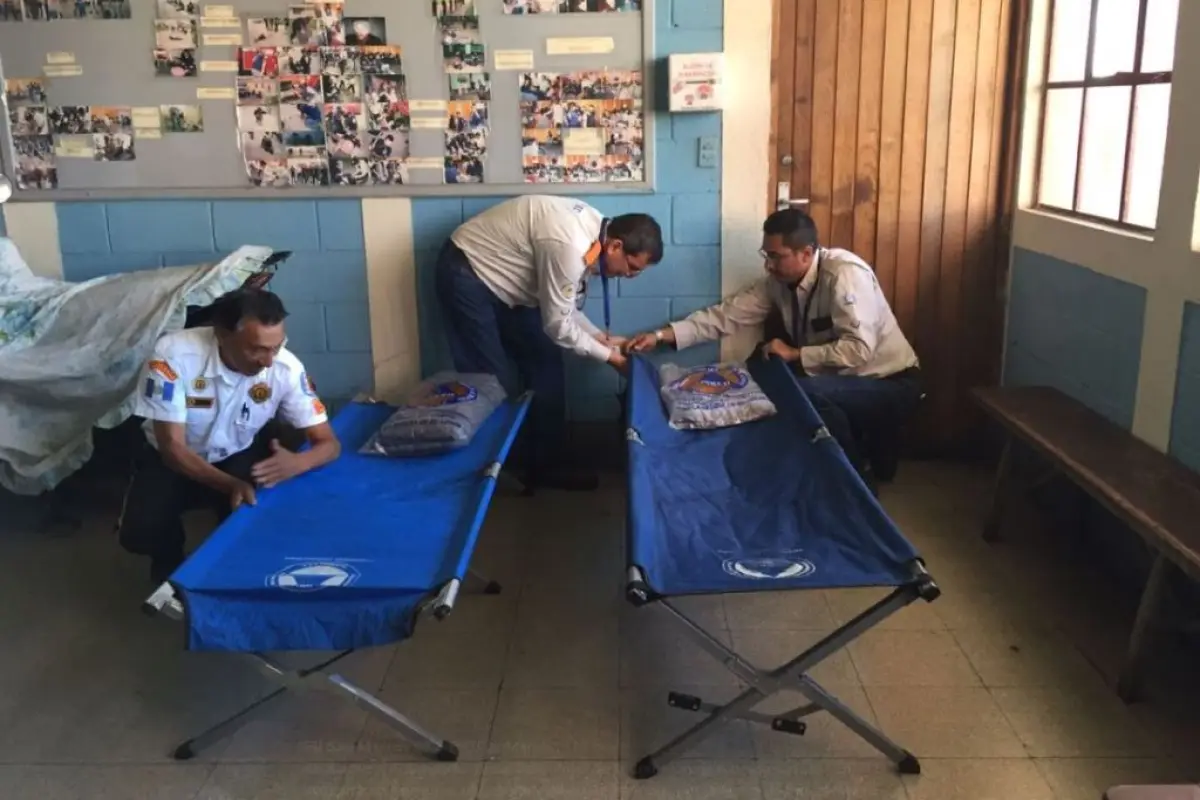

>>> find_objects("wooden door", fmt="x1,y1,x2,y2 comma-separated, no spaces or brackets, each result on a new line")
770,0,1025,455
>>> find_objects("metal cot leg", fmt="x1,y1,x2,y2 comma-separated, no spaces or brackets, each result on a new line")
632,583,930,779
983,434,1014,542
1116,552,1172,703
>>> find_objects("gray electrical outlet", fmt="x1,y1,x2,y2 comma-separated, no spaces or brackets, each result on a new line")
698,136,719,168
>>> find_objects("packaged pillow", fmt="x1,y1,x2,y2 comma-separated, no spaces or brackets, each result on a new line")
659,362,777,431
360,372,507,457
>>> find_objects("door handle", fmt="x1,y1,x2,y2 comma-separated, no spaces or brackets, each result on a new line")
775,181,810,211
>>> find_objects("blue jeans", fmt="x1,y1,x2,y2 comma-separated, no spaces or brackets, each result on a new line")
434,240,568,469
797,370,923,474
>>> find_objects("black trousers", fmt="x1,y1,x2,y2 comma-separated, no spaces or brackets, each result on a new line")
117,428,276,564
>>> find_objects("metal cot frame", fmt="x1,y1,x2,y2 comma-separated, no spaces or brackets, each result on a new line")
143,566,503,762
624,560,941,780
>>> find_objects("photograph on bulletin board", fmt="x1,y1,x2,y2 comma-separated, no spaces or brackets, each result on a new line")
519,70,643,184
503,0,639,12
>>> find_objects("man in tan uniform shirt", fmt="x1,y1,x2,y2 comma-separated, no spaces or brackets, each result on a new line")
628,208,923,485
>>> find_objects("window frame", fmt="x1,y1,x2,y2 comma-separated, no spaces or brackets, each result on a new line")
1033,0,1174,231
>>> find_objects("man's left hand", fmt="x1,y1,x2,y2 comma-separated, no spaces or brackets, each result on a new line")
761,338,802,362
251,439,301,489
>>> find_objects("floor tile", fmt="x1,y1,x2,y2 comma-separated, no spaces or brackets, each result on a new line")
864,686,1026,758
991,685,1161,757
825,588,946,632
902,758,1056,800
722,590,835,630
217,690,370,762
618,760,764,799
384,598,515,688
488,688,620,761
848,629,981,687
196,763,348,800
951,622,1109,688
1035,758,1197,800
621,609,741,688
337,762,483,799
504,607,619,689
757,758,907,799
478,761,619,800
0,765,213,800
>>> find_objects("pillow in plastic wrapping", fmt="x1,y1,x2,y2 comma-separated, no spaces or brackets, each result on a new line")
360,372,507,457
658,362,777,431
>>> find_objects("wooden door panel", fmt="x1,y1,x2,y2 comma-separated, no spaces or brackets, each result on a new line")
771,0,1020,454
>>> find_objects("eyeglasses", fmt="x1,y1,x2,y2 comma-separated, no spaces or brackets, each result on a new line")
758,249,790,263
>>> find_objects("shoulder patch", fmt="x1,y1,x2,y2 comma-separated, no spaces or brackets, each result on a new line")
148,359,178,382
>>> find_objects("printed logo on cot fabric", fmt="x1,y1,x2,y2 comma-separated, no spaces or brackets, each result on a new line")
722,557,816,580
669,365,750,397
266,561,361,592
413,381,478,407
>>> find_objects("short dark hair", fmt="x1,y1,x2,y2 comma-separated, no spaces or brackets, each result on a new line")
763,208,820,251
209,287,289,332
608,213,664,264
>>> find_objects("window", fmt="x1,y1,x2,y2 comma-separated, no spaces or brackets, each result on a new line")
1035,0,1179,229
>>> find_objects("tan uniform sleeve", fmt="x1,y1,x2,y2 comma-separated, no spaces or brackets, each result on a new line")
668,278,775,350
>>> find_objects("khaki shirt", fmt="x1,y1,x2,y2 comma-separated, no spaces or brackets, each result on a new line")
669,248,919,378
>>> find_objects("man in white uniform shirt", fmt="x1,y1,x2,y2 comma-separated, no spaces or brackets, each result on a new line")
628,208,922,486
436,195,664,491
119,288,341,583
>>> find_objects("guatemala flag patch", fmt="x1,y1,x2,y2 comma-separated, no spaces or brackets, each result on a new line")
145,377,175,402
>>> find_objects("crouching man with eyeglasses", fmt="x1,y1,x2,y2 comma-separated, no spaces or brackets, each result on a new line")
626,208,923,490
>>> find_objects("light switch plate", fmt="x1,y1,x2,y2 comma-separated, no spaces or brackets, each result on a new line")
698,136,718,168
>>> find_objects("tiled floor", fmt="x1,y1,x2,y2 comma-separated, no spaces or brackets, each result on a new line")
1,461,1197,799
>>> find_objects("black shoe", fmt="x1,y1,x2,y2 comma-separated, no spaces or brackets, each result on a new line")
150,553,184,585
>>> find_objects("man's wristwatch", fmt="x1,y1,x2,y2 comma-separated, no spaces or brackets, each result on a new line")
655,328,666,343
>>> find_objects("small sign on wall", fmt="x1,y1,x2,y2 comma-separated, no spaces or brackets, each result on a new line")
668,52,723,113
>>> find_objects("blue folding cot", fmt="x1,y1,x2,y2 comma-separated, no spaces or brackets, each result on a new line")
623,354,940,779
143,392,532,762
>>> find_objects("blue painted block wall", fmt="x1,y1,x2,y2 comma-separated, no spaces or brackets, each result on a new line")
414,0,725,421
1003,248,1146,430
55,199,374,402
1170,302,1200,471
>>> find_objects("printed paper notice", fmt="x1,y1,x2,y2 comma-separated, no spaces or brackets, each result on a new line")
131,106,162,128
196,86,236,99
409,100,447,112
54,137,93,158
563,127,605,157
410,116,445,129
203,4,235,16
43,64,82,77
45,51,75,65
493,49,534,71
203,33,243,46
200,60,238,72
200,16,241,28
135,128,163,140
546,37,614,56
406,157,443,169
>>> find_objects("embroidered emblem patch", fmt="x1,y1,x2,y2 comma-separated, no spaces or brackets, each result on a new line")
249,382,272,404
313,399,327,416
192,377,208,391
148,359,178,382
301,372,317,397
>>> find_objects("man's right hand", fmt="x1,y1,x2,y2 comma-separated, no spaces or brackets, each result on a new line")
229,479,258,510
626,327,675,353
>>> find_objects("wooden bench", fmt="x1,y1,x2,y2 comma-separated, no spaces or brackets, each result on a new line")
972,385,1200,703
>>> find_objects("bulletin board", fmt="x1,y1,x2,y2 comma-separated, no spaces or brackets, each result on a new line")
0,0,654,199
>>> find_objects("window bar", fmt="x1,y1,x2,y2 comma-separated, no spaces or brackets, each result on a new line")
1118,0,1151,224
1072,0,1102,212
1032,0,1058,210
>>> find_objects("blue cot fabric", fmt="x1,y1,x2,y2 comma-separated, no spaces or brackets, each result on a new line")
170,395,531,653
626,355,920,597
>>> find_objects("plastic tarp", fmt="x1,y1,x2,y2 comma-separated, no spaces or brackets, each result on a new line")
625,354,921,598
0,240,276,495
